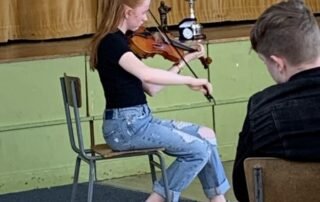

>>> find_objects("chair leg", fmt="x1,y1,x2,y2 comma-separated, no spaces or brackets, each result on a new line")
93,161,98,181
151,152,171,202
71,156,81,202
87,160,96,202
148,154,157,183
157,153,171,202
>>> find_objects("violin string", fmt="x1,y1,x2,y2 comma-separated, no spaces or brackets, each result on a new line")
148,10,214,103
154,26,171,44
153,26,195,52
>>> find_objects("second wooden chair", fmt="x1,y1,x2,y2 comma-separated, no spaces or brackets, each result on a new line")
244,157,320,202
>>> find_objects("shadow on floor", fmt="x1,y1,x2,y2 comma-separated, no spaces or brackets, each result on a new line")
0,182,196,202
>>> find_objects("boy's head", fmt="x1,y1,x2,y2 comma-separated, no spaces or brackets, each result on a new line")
251,0,320,69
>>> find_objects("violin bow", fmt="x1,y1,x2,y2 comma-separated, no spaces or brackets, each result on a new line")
148,10,215,103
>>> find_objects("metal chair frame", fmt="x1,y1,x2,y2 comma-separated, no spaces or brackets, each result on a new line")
60,74,171,202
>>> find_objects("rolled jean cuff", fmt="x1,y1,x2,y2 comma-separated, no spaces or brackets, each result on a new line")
204,178,230,199
153,181,180,202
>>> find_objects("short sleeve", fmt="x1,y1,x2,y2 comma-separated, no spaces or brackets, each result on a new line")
98,32,131,66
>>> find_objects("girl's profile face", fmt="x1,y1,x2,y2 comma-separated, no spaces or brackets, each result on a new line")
126,0,150,31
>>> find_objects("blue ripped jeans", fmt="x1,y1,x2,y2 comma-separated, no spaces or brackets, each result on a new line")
102,104,230,202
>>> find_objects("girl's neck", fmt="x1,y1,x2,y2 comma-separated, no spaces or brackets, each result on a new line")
118,22,127,34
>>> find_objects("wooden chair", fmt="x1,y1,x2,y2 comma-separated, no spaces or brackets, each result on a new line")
60,74,170,202
244,157,320,202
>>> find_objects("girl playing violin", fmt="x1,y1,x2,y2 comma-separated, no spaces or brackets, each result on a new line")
89,0,230,202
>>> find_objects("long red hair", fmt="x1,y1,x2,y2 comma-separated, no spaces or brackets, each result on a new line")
89,0,145,70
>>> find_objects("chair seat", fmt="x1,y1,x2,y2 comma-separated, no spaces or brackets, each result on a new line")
92,144,165,158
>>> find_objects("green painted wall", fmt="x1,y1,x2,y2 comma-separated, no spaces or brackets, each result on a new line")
0,39,273,194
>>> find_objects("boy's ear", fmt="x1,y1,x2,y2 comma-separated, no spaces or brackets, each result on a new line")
270,55,286,73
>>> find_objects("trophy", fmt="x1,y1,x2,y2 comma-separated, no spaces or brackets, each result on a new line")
187,0,196,19
158,1,172,32
178,0,205,41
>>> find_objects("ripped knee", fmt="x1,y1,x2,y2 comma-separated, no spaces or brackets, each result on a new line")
198,127,216,139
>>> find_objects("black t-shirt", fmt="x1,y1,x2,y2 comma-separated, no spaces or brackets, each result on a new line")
96,30,147,109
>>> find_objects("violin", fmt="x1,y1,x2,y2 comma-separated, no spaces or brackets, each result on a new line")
128,10,215,102
128,26,212,69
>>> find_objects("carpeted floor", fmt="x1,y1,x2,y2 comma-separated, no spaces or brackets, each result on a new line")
0,182,196,202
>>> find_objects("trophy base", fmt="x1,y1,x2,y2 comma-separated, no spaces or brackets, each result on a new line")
178,18,206,41
193,33,206,40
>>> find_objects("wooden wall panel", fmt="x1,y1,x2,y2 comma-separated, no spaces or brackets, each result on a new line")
1,0,320,42
148,0,320,26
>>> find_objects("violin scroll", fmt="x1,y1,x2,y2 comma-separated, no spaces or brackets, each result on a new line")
200,56,212,69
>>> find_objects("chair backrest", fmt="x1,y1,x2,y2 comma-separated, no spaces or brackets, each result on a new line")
244,157,320,202
60,74,87,157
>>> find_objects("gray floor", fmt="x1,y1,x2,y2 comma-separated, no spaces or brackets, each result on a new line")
101,161,236,202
